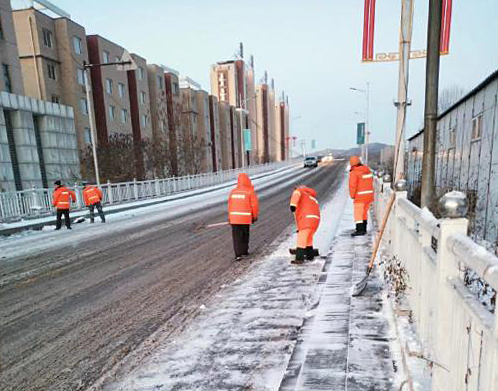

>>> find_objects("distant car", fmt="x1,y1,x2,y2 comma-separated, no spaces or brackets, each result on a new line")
317,155,324,163
323,154,334,162
304,156,318,168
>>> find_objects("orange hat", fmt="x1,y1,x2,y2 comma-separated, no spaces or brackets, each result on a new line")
349,156,361,166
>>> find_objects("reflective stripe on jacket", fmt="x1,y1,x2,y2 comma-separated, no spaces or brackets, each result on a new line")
290,186,320,230
349,164,374,203
228,173,259,225
83,186,102,206
52,186,76,210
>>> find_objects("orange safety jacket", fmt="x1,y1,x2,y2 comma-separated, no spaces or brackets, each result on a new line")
83,186,103,206
290,186,320,231
228,173,259,225
349,164,374,204
52,186,76,210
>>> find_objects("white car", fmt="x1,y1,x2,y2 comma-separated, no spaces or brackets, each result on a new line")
304,156,318,168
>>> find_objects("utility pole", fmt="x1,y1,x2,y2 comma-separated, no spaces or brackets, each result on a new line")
365,82,370,164
84,67,100,186
420,0,443,208
393,0,414,181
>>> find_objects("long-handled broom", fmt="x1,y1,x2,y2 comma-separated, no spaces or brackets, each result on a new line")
351,192,396,296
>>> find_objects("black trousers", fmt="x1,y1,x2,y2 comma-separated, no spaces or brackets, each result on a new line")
231,224,250,257
89,202,105,222
56,209,70,229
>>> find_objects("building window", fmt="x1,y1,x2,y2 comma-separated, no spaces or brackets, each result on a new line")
157,75,163,89
42,28,53,48
47,63,56,80
103,50,110,64
121,109,128,123
84,127,92,144
138,66,145,80
140,91,146,104
73,36,82,55
172,82,179,95
2,63,12,92
0,16,4,40
80,98,88,115
105,78,113,94
118,82,125,98
141,114,148,127
109,105,116,121
51,95,60,104
471,114,483,141
76,68,85,85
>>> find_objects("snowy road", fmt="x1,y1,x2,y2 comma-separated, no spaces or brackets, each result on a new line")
0,161,345,391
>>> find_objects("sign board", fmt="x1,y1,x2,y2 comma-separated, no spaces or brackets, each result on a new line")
243,129,252,151
311,139,316,150
357,123,365,145
117,49,138,72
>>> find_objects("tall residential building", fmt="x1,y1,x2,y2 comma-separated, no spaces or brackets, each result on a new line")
208,95,222,172
0,0,24,95
229,105,241,169
210,59,246,108
255,83,269,163
12,7,90,150
268,80,277,162
147,64,168,144
195,90,213,173
164,68,181,176
218,101,232,170
245,58,257,164
0,0,79,191
275,96,289,161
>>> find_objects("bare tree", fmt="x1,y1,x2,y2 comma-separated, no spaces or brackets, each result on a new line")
439,85,466,113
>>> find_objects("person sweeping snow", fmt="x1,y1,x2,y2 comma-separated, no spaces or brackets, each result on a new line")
228,173,259,261
349,156,374,236
289,186,320,265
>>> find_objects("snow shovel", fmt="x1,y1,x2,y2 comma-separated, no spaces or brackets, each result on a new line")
193,221,229,232
352,192,396,296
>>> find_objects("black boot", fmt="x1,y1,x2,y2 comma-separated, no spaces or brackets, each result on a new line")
305,246,315,261
363,220,368,232
289,248,297,255
291,248,305,264
351,223,366,237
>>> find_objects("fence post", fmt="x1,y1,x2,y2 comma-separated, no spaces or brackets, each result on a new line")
154,178,160,197
107,180,113,204
74,182,82,209
133,178,139,200
433,192,469,391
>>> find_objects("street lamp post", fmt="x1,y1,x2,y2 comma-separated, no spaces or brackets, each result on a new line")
83,55,136,186
350,84,370,164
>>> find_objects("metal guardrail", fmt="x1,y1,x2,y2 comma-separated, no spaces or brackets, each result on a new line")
0,161,292,222
374,176,498,391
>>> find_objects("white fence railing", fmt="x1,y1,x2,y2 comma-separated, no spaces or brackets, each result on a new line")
0,161,292,222
374,176,498,391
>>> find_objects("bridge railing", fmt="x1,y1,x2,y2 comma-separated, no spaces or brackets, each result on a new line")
374,176,498,391
0,161,292,222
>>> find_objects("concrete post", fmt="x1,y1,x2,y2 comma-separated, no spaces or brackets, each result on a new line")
433,216,469,390
155,178,160,197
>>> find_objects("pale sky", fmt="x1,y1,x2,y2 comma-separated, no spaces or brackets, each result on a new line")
25,0,498,150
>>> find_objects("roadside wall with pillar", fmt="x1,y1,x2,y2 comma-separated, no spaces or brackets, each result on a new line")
373,174,498,391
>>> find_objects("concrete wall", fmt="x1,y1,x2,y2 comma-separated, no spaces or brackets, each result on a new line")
0,92,79,191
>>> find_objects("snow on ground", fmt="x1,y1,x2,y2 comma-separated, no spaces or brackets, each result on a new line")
98,174,350,391
0,164,314,261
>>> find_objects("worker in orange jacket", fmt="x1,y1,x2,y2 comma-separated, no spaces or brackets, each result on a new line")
290,186,320,264
82,182,106,223
228,173,259,261
52,180,76,230
349,156,374,236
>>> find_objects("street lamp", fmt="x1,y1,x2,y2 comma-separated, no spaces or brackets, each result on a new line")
83,51,137,186
350,83,370,164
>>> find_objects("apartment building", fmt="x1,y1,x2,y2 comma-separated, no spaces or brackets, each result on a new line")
245,58,257,164
147,64,168,144
210,59,246,108
218,101,232,170
164,68,181,176
268,80,277,162
0,0,79,191
275,96,289,161
196,89,213,173
12,7,90,150
208,95,222,172
255,83,269,163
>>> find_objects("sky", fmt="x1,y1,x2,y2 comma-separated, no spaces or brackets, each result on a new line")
19,0,498,150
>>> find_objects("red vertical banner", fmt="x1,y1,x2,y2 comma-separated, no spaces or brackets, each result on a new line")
362,0,376,61
441,0,452,54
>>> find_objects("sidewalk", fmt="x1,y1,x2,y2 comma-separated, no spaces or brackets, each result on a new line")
97,179,401,391
279,202,397,391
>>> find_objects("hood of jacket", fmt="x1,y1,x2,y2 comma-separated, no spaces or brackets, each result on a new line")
237,173,253,190
351,164,371,175
297,186,317,198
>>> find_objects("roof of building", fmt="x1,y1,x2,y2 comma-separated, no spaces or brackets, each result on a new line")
408,68,498,142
